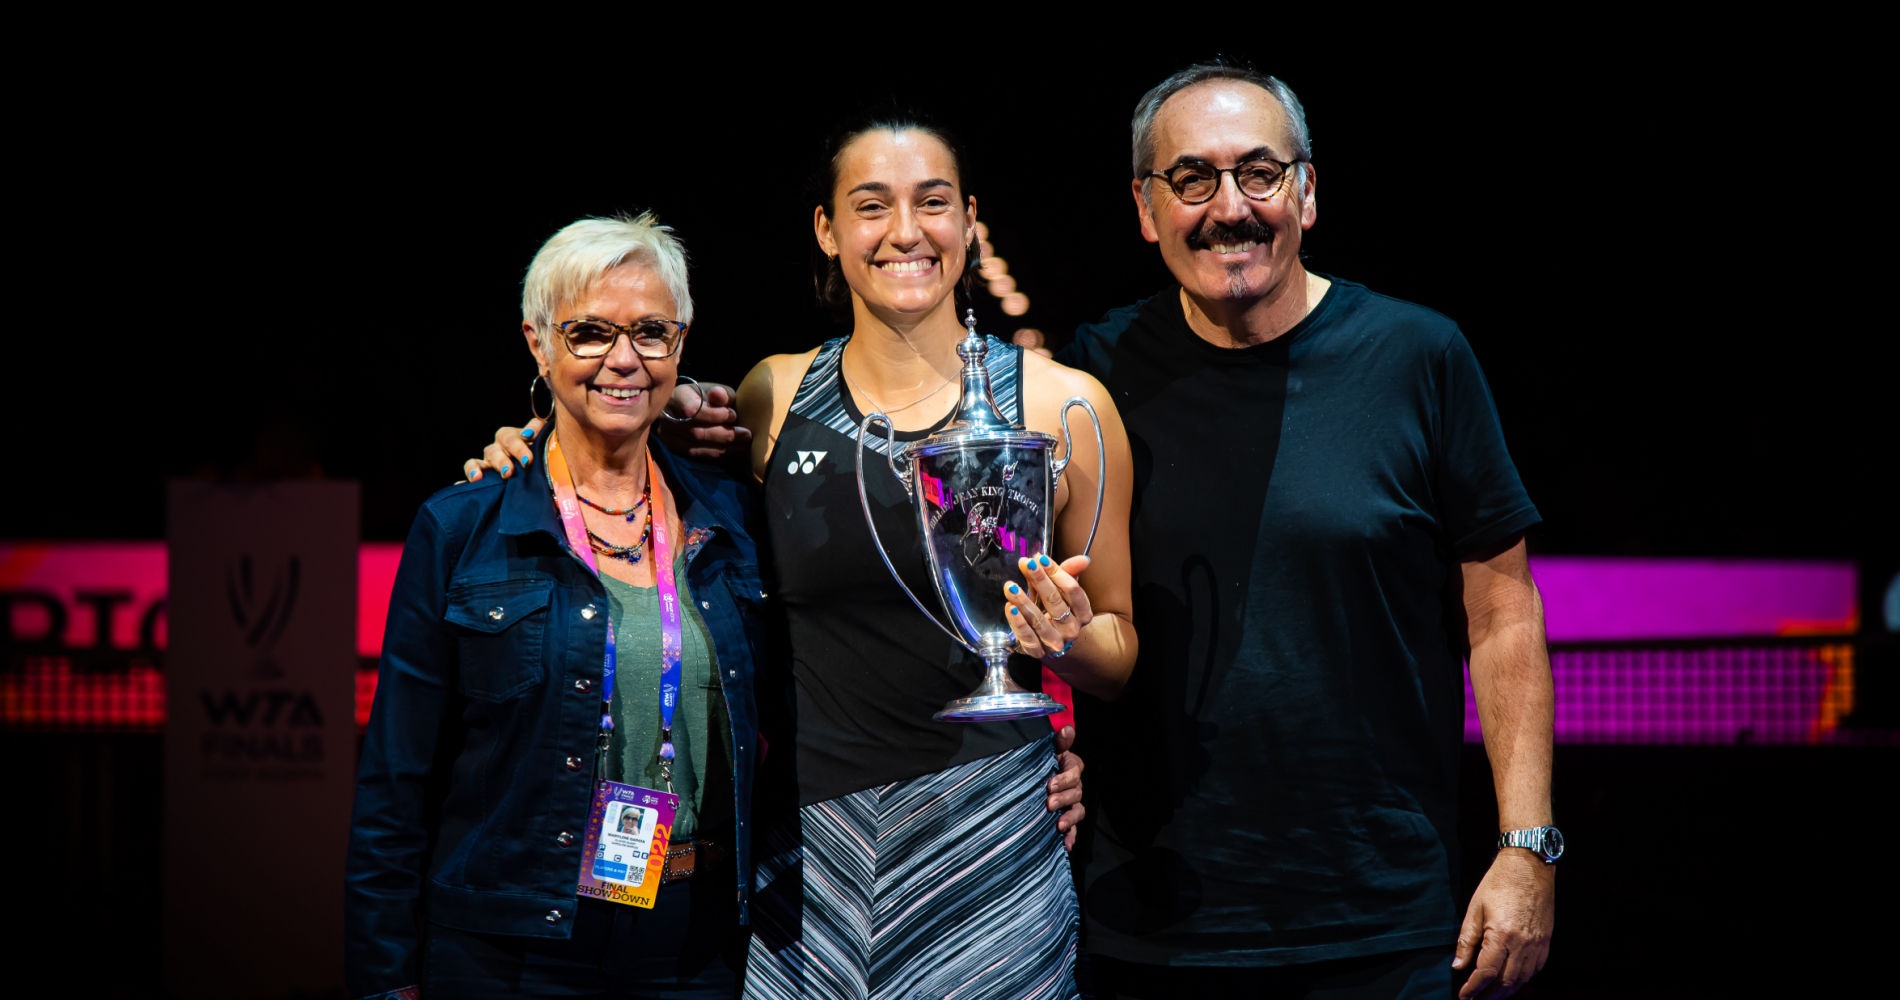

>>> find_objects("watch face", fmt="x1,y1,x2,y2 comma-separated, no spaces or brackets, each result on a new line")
1539,827,1565,860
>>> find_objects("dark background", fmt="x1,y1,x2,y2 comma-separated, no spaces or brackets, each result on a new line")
15,41,1890,570
10,35,1894,998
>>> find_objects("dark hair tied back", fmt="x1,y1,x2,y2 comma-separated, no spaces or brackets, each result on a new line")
808,104,983,324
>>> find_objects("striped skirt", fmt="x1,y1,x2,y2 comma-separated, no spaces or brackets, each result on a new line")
743,734,1080,1000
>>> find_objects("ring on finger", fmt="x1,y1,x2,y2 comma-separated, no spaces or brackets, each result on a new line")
1050,609,1074,623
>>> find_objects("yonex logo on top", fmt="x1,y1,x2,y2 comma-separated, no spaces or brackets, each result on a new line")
786,451,828,475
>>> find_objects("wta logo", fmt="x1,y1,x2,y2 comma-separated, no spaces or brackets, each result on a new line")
227,555,300,681
785,451,828,475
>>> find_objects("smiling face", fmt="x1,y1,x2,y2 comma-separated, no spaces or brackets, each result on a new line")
1134,80,1317,314
524,261,683,443
814,128,977,327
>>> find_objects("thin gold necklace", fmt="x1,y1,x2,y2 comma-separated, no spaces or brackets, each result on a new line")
843,340,955,415
845,369,954,415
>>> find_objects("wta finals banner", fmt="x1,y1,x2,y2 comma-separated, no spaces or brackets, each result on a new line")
163,480,358,999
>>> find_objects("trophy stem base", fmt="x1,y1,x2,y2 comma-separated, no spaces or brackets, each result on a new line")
932,635,1067,723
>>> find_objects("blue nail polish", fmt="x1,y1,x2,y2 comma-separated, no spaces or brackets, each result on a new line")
521,426,536,440
1007,583,1021,594
1009,607,1020,616
1038,554,1053,567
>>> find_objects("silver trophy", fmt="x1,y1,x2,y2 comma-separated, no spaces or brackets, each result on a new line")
857,310,1105,722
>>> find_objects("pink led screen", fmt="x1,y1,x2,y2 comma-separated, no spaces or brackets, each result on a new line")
0,542,1868,744
1532,557,1857,642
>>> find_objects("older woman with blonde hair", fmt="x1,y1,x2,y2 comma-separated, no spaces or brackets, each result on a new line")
347,212,768,998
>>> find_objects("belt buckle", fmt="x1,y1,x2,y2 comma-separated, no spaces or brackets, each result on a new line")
661,840,698,884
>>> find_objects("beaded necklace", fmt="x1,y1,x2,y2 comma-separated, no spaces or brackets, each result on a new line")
577,481,651,521
584,504,653,563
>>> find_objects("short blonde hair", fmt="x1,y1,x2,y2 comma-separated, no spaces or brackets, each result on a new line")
520,212,694,356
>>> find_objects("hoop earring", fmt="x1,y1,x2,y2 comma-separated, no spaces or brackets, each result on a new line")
529,373,553,423
662,376,706,424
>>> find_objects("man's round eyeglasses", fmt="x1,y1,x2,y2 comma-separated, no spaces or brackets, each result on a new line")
554,318,688,360
1146,156,1298,205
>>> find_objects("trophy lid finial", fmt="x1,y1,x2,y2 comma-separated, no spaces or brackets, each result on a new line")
948,306,1009,432
956,307,988,366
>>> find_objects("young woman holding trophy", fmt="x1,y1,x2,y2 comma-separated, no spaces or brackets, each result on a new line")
465,115,1135,998
733,116,1136,1000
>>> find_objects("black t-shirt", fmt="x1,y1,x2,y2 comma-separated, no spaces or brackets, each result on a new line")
1060,277,1541,966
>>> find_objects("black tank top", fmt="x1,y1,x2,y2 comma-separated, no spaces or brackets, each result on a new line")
765,334,1047,806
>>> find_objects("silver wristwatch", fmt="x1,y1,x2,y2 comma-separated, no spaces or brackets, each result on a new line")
1497,825,1564,864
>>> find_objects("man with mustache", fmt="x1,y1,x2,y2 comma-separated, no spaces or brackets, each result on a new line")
1056,63,1556,1000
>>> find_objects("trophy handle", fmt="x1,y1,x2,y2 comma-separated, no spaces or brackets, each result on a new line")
855,410,972,651
1049,396,1106,558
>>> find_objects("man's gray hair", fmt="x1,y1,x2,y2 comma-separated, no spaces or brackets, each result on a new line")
1131,61,1312,181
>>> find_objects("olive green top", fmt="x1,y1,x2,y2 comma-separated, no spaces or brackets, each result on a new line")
600,561,729,840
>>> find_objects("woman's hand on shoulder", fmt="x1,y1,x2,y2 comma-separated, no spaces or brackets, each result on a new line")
461,417,547,483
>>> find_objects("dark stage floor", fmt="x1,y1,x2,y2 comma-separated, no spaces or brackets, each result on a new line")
10,735,1891,998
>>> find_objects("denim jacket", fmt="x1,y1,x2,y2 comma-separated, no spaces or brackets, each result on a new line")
344,435,767,998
